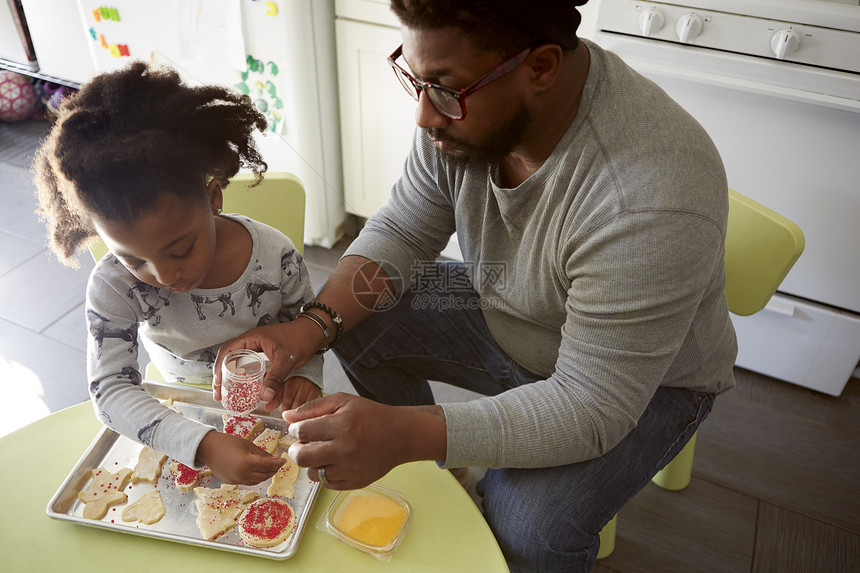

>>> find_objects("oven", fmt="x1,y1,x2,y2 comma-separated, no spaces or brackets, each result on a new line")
584,0,860,395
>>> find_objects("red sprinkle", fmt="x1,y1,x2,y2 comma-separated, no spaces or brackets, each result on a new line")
241,499,293,540
224,414,259,438
222,378,260,414
171,462,208,487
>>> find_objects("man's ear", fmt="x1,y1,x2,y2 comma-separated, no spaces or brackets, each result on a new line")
525,44,564,95
206,178,224,214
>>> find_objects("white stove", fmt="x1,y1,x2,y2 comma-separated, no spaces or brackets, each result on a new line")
588,0,860,395
594,0,860,108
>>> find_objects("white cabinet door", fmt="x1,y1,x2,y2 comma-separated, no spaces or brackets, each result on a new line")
20,0,95,84
0,2,33,69
335,18,416,218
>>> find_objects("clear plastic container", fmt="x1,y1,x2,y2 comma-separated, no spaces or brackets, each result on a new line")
220,349,265,414
318,483,412,561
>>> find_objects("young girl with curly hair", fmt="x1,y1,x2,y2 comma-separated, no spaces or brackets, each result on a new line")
33,62,323,485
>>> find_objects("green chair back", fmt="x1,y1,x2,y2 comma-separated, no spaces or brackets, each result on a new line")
724,189,805,316
222,171,306,256
88,232,110,262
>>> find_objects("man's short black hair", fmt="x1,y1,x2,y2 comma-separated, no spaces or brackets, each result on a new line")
390,0,589,55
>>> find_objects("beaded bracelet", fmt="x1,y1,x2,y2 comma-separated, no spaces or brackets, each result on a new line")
299,301,344,353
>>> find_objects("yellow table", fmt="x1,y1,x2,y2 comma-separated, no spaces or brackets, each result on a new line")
0,402,508,572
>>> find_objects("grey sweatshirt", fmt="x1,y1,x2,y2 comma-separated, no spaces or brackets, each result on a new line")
344,39,737,469
86,214,322,467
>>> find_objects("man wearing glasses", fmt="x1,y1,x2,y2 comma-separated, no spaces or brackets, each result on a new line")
217,1,737,571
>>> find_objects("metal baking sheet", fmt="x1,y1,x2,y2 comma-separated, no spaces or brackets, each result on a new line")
46,381,319,560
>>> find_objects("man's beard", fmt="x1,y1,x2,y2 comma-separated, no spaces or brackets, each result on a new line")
427,103,531,169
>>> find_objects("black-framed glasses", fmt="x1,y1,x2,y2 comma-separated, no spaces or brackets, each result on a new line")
387,44,532,120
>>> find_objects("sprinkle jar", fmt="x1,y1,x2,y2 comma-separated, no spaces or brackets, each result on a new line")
220,350,265,414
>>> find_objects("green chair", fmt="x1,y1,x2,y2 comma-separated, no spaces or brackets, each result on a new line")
88,171,307,385
221,171,306,257
597,188,805,559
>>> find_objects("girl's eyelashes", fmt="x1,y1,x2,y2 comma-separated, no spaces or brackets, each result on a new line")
121,240,195,271
174,242,195,260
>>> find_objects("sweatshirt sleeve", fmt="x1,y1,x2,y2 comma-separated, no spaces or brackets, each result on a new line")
343,129,457,295
440,208,727,469
86,268,214,468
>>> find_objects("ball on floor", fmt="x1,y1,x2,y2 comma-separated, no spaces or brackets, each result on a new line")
0,71,38,122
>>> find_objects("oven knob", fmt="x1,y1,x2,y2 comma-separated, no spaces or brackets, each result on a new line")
675,13,704,43
638,8,665,36
771,29,802,60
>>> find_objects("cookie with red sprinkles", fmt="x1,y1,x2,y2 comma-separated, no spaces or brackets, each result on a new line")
168,461,212,491
222,413,263,440
194,484,260,540
252,427,281,454
238,498,296,548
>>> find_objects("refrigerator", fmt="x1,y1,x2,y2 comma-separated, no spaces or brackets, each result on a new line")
10,0,345,248
0,0,37,73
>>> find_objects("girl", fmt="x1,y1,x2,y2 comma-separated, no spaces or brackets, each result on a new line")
33,62,323,485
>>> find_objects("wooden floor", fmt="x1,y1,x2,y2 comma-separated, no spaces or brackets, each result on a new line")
593,368,860,573
3,118,859,572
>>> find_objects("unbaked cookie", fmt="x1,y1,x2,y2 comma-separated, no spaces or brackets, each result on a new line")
168,461,212,491
193,484,260,540
121,489,166,524
252,428,281,454
77,467,133,520
238,498,296,548
267,453,300,498
278,433,297,448
131,447,167,484
222,413,263,440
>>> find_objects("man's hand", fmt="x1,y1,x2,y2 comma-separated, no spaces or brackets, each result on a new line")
213,256,389,411
283,393,447,490
196,430,287,485
213,321,322,410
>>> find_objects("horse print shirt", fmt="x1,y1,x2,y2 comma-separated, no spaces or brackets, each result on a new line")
85,214,322,467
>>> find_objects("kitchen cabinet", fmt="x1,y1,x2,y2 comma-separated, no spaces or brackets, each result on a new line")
334,0,463,259
335,0,414,219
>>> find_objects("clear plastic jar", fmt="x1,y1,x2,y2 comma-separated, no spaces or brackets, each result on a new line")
220,349,265,414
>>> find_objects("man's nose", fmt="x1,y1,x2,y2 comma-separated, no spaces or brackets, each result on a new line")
414,91,449,130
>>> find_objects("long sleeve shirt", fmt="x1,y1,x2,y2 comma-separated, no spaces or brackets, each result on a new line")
344,39,737,469
86,214,322,467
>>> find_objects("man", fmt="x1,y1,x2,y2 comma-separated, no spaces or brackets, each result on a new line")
215,1,737,570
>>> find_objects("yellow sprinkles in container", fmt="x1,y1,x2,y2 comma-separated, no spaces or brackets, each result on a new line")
320,484,412,560
336,494,408,546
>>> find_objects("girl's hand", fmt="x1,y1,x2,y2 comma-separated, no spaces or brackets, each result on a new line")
278,376,323,412
195,430,286,485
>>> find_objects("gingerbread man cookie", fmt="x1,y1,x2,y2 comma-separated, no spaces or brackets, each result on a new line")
77,467,133,520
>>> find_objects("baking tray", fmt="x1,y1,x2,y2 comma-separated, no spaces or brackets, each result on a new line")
46,381,320,559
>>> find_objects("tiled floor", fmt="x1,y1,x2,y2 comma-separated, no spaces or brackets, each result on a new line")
3,118,859,572
1,123,94,434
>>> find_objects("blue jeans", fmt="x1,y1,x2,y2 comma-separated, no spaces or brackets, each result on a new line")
333,264,716,572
